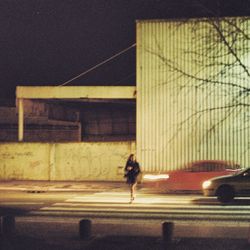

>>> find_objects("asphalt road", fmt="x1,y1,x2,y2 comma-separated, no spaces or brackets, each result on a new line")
1,190,250,249
1,190,250,225
0,191,85,213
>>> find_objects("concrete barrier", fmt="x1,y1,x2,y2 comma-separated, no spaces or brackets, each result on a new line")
79,219,92,240
162,221,174,248
0,141,135,181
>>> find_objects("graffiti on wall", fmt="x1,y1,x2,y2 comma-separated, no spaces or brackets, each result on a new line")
54,143,130,180
0,142,134,181
0,143,49,180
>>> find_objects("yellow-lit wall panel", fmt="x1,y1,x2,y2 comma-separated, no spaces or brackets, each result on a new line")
137,18,250,172
0,142,135,181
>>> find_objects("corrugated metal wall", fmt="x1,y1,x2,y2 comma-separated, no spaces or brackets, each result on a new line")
136,18,250,172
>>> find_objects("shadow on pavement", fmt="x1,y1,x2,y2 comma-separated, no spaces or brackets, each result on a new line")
0,235,74,250
0,234,249,250
86,236,249,250
0,207,28,216
86,236,162,250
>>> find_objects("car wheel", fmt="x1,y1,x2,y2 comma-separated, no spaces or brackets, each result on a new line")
216,185,235,203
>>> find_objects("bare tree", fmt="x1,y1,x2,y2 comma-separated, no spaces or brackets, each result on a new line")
145,16,250,161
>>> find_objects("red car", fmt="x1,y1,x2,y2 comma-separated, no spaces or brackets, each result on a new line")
143,160,241,192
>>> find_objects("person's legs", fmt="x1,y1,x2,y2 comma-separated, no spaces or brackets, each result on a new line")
130,182,137,202
130,184,133,199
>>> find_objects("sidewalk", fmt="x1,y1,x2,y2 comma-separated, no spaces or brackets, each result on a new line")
1,214,250,250
0,180,169,194
1,235,249,250
1,218,249,250
0,180,126,192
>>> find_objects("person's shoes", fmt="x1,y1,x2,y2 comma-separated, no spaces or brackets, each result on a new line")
129,197,135,203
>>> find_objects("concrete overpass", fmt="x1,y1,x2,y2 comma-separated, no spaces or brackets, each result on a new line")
16,86,136,141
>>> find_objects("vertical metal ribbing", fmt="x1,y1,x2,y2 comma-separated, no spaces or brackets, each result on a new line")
148,23,152,172
137,18,250,172
155,22,158,172
159,22,164,171
162,22,167,171
136,21,141,166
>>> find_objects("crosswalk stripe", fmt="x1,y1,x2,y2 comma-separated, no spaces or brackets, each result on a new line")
63,193,250,209
70,193,203,199
66,194,205,204
36,192,250,214
47,202,250,211
39,205,250,214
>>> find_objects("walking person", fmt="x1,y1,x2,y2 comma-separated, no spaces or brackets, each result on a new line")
124,154,141,203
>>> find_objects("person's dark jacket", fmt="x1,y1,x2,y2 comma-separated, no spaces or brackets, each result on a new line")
124,160,141,184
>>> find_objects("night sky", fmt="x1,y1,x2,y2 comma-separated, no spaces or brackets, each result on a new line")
0,0,249,99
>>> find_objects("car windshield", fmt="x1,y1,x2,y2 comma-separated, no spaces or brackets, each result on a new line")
237,167,250,176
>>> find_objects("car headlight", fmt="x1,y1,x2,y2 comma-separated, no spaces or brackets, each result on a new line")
202,180,212,189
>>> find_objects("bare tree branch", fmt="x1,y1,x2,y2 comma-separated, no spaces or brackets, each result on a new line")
147,48,250,92
210,20,250,77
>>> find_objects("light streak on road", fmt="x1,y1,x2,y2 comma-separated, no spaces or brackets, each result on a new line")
0,202,44,205
66,192,201,204
143,174,169,180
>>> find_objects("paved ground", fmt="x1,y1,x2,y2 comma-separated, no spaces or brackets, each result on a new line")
0,180,171,196
1,216,250,250
1,233,249,250
0,180,249,249
0,180,126,192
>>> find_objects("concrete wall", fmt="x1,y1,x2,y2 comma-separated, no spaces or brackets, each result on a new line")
0,141,135,181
